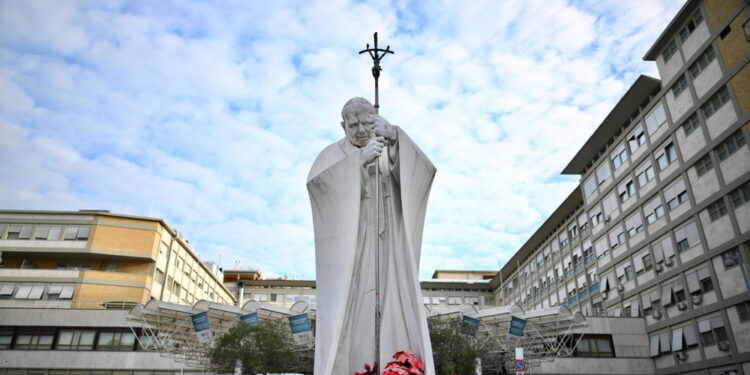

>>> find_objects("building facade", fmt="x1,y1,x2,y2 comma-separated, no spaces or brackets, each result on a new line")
490,1,750,374
0,209,235,309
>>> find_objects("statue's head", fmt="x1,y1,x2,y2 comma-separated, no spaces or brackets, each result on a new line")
341,97,376,147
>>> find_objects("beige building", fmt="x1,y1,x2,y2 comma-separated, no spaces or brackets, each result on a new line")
0,209,235,309
490,0,750,374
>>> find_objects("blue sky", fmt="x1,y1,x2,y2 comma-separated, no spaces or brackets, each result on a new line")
0,0,684,279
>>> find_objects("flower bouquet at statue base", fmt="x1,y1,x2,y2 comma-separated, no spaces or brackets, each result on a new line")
354,350,425,375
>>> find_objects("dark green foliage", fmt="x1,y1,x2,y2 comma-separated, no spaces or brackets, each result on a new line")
209,321,296,374
429,319,484,375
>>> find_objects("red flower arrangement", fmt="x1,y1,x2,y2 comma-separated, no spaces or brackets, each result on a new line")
354,350,425,375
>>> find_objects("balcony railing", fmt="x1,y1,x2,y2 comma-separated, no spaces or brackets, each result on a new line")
0,299,138,310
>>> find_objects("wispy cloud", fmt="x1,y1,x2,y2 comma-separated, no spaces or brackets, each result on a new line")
0,0,683,279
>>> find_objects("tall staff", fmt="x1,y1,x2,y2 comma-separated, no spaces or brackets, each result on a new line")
359,32,394,371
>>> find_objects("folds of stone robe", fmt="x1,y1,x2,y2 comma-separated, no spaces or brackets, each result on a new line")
307,127,436,375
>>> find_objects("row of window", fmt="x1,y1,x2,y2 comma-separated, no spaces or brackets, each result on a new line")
0,224,90,241
0,327,138,351
661,9,704,62
0,283,75,300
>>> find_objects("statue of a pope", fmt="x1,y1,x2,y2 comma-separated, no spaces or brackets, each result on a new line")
307,97,436,374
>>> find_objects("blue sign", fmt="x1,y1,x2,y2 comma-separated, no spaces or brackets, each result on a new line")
191,311,212,343
509,316,526,337
240,312,258,326
288,313,314,345
462,316,480,336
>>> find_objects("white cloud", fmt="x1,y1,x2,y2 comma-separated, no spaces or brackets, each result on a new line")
0,0,684,279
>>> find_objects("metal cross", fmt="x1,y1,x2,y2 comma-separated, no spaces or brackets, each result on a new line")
359,32,394,113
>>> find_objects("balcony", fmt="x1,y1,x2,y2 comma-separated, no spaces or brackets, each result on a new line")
0,268,80,281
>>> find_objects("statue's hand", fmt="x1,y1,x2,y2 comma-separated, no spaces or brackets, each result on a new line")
369,114,397,144
362,136,385,166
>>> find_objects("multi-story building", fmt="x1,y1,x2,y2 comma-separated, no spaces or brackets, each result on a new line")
491,0,750,373
0,209,235,307
0,209,236,374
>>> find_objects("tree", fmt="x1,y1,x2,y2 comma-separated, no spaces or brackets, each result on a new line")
429,318,485,375
209,320,296,374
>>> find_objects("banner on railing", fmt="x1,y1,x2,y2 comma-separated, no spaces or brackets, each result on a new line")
240,312,259,326
462,315,480,336
288,313,314,345
509,316,526,337
191,311,212,343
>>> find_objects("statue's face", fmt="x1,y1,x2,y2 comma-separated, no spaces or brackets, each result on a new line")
341,106,375,147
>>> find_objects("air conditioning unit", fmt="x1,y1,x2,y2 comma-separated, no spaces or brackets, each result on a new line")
692,294,703,305
677,301,688,311
664,258,673,267
617,284,625,292
717,342,730,351
675,351,687,361
652,310,662,319
655,264,663,272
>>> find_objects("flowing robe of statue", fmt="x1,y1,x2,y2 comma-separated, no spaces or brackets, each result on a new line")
307,126,436,375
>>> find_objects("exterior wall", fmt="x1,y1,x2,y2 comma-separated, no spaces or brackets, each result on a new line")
0,211,235,307
703,0,742,31
716,11,750,70
732,65,750,115
693,59,722,99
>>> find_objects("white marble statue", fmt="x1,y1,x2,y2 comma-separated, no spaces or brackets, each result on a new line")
307,97,436,374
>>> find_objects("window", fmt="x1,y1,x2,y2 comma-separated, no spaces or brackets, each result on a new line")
47,285,75,300
619,180,636,203
730,182,750,207
56,329,96,350
719,25,731,39
63,226,90,241
656,142,678,170
679,10,704,42
611,146,628,170
616,263,634,283
671,75,688,97
694,154,714,177
649,332,672,357
675,221,701,251
701,86,731,119
573,335,614,358
716,129,746,161
662,39,678,62
447,296,462,305
583,175,597,197
0,283,14,299
682,113,701,136
103,263,117,272
636,163,656,187
155,270,165,284
0,328,12,349
644,196,665,224
589,207,603,227
96,331,136,351
707,198,728,221
596,162,611,185
664,178,689,210
645,103,668,135
14,285,45,299
722,248,741,269
6,224,33,239
625,212,644,238
628,128,647,152
14,328,55,349
689,46,716,78
687,267,713,294
57,261,92,271
672,325,699,352
34,225,63,240
698,316,728,346
737,301,750,322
